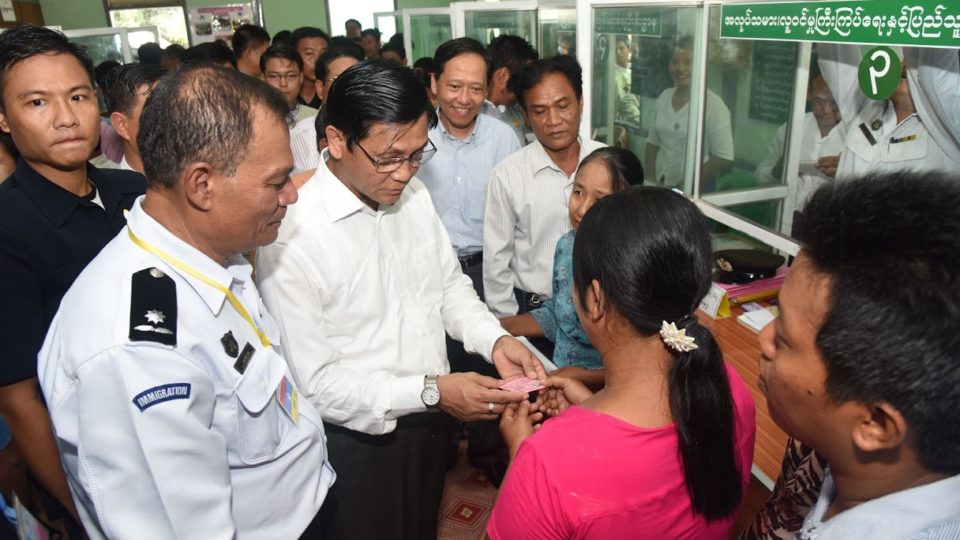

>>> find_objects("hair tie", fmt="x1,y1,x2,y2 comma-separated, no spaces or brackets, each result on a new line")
660,318,698,353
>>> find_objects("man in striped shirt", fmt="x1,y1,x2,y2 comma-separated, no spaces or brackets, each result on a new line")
483,55,603,324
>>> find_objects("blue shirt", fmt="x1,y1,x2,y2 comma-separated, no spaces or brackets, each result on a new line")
797,469,960,539
529,231,602,370
418,113,522,255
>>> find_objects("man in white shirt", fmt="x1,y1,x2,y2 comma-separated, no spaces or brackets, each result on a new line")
484,55,604,321
256,60,543,540
101,62,164,174
819,44,960,178
288,38,365,175
756,74,845,231
758,172,960,539
38,64,333,539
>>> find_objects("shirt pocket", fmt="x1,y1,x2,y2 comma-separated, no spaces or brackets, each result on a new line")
234,347,288,464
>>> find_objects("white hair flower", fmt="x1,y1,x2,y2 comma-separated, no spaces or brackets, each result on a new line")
659,321,698,353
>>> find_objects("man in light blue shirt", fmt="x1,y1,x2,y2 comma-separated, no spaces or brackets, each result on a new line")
418,37,522,300
757,172,960,539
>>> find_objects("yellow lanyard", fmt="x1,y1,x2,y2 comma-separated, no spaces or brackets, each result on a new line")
127,227,272,348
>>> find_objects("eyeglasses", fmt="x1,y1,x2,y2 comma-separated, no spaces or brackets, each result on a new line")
355,139,437,173
264,72,301,83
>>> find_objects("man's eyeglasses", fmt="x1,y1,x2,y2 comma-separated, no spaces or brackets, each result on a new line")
264,72,301,83
355,139,437,173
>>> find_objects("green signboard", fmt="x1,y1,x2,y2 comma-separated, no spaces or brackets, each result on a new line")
594,9,662,37
720,1,960,48
470,11,528,30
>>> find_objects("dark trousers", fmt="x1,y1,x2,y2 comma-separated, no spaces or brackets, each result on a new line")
317,413,459,540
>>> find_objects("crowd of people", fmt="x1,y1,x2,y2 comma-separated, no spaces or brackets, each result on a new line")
0,15,957,540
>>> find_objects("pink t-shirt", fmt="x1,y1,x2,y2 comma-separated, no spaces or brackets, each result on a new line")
487,363,756,540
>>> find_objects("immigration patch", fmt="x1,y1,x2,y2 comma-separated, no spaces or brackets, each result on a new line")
132,383,191,412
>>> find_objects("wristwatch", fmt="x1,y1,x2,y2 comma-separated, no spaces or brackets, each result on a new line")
421,375,440,408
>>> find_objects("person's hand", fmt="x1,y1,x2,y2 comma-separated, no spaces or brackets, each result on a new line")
539,376,593,417
817,155,840,177
436,372,527,422
500,400,535,460
491,336,546,383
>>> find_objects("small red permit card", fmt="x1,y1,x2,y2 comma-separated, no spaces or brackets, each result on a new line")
499,377,544,393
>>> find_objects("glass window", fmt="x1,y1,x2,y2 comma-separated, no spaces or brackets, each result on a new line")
330,0,395,43
109,5,187,47
375,12,401,40
71,33,125,66
539,8,576,58
590,6,702,193
463,9,537,47
407,14,452,62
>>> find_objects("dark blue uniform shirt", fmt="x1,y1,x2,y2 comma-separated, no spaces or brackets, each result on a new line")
0,159,145,385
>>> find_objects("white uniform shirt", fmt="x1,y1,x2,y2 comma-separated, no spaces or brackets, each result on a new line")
756,112,846,212
38,198,334,540
118,155,135,172
820,44,960,178
290,114,320,175
256,152,509,436
647,87,734,187
483,138,605,317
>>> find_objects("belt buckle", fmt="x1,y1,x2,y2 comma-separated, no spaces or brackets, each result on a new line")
528,293,544,307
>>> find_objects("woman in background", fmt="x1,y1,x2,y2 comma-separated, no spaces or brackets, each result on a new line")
499,147,642,390
489,186,756,539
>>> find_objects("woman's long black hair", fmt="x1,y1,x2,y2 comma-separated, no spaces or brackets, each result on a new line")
572,186,742,521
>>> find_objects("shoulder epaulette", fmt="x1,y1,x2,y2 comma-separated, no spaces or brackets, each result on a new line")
129,267,177,346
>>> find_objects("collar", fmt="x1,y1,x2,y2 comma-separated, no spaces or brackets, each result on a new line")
483,99,508,114
126,197,247,316
435,107,481,144
13,159,140,228
528,138,587,176
318,149,374,223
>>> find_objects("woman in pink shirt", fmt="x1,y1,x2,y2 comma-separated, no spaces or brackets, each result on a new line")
487,186,756,539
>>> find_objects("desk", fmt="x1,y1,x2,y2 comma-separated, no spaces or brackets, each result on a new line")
699,308,788,485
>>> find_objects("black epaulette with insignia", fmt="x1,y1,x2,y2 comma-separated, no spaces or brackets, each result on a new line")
130,267,177,346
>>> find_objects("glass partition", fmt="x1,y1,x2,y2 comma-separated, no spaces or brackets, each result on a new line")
455,2,539,47
588,5,703,195
71,33,126,65
403,9,453,62
374,11,402,40
539,7,576,58
64,27,160,65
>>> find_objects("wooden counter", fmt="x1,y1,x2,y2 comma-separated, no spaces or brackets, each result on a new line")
699,309,788,485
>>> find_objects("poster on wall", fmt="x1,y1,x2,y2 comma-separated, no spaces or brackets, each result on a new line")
189,4,254,45
0,0,16,23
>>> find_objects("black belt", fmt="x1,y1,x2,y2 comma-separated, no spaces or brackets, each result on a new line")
457,251,482,269
514,288,545,309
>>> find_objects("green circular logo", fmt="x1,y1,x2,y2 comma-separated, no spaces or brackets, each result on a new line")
858,46,902,101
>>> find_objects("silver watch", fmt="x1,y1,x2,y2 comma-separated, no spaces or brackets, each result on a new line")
421,375,440,408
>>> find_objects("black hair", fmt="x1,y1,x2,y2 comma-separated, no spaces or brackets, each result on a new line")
579,147,644,192
162,44,187,64
231,24,270,56
380,42,406,62
101,62,165,115
322,60,436,151
315,37,364,82
485,34,538,84
94,60,121,89
345,19,362,31
434,37,486,78
138,63,289,189
183,41,238,69
796,171,960,475
259,43,303,74
573,186,743,521
137,42,162,65
361,28,381,41
510,55,582,111
272,30,293,47
412,57,435,89
291,27,330,50
0,25,94,109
